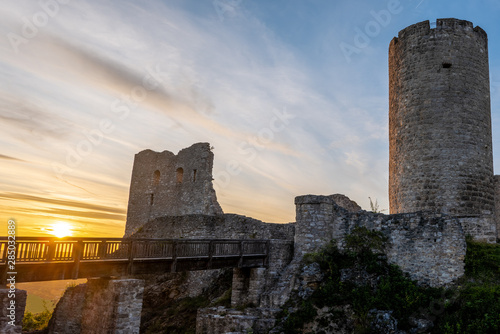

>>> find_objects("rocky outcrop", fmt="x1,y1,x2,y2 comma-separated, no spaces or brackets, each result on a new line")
48,278,144,334
0,288,26,334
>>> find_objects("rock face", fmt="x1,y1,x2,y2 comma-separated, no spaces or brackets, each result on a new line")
0,289,26,334
389,19,494,216
125,143,223,236
369,310,399,334
47,284,86,334
48,278,144,334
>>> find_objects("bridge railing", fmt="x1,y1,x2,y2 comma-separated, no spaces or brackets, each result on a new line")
0,237,269,264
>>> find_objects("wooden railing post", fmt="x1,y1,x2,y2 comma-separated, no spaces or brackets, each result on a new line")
98,240,107,259
45,240,55,262
72,240,83,279
238,241,244,268
170,241,177,273
264,240,270,268
1,240,7,263
207,240,214,270
127,240,134,275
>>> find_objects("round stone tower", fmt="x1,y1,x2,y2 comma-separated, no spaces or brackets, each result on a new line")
389,18,494,215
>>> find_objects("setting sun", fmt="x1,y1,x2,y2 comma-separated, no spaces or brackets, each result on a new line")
48,222,74,238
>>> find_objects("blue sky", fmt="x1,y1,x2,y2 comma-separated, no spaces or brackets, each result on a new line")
0,0,499,236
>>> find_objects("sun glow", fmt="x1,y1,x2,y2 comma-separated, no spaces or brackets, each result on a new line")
48,221,74,238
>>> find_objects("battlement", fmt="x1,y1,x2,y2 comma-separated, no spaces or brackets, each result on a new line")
391,18,487,48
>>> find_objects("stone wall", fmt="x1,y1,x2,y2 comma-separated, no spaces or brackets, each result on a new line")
48,278,144,334
458,216,497,243
132,213,295,241
294,195,339,257
495,175,500,240
0,289,26,334
231,268,266,307
125,143,223,236
389,19,494,216
47,284,87,334
196,307,276,334
296,195,467,287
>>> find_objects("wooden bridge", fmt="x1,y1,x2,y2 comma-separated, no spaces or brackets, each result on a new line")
0,237,270,283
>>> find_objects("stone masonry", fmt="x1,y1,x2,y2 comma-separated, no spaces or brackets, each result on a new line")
389,19,494,217
0,289,26,334
48,278,144,334
295,195,466,287
125,142,223,237
495,175,500,239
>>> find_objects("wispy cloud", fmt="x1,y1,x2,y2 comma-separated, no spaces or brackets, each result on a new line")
0,154,25,162
0,192,126,215
0,94,73,141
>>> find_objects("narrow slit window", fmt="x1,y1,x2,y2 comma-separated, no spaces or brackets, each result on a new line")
176,167,184,183
193,169,197,182
153,170,160,186
150,193,154,205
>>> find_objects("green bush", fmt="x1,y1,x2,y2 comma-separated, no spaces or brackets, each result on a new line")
464,239,500,282
278,229,500,333
433,240,500,333
22,303,52,332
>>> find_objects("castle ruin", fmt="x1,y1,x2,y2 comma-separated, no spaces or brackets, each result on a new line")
389,18,498,242
119,18,498,333
389,18,494,217
125,143,223,237
43,18,500,334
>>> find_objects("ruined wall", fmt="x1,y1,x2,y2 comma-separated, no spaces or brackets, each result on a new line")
458,216,497,243
197,307,276,334
296,195,466,287
294,195,338,257
132,213,295,241
0,289,26,334
47,284,86,334
48,278,144,334
125,143,223,236
389,19,494,216
231,268,266,308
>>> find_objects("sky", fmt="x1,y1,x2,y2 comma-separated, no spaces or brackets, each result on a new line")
0,0,499,237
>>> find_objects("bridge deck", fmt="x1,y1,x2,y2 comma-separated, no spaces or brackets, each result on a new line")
0,237,270,283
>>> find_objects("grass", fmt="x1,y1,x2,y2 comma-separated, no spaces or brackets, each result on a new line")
22,302,53,332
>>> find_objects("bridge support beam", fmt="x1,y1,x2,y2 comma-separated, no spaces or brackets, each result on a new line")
231,267,266,308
